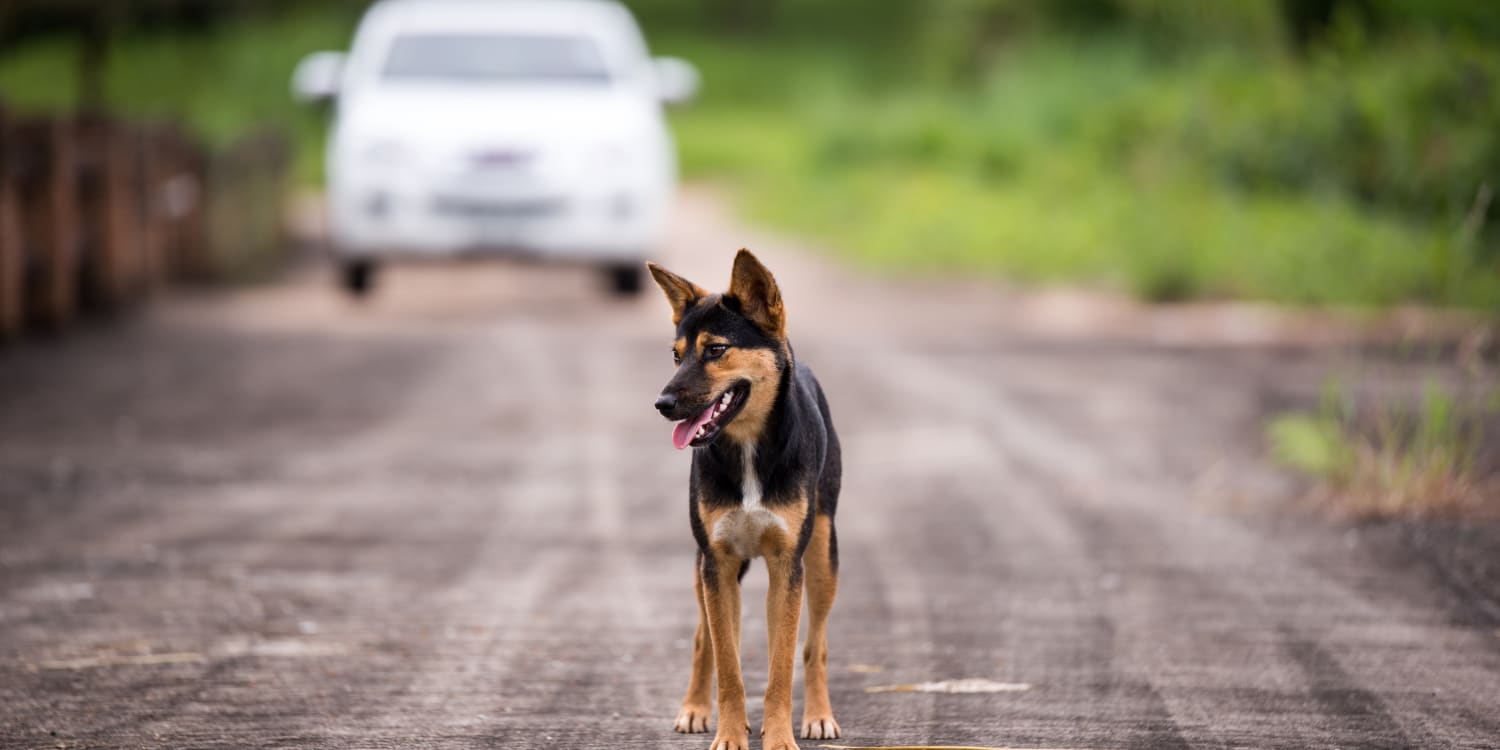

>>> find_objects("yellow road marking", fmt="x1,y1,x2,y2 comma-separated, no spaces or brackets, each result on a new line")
865,678,1032,694
34,652,207,670
820,745,1088,750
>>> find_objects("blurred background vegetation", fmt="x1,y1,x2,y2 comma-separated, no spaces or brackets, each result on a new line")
3,0,1498,308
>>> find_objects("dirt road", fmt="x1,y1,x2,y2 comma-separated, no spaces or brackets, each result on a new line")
2,188,1498,749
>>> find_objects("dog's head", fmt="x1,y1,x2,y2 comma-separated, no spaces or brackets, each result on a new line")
647,249,789,450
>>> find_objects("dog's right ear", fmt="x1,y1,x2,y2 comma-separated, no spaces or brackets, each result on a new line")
646,262,708,325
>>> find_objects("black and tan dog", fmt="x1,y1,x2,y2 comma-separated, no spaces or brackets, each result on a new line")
648,250,841,750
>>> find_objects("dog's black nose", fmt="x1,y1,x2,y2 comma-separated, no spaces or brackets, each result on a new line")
654,394,677,416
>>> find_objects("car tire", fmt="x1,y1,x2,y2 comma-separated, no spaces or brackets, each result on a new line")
603,262,644,296
341,259,377,298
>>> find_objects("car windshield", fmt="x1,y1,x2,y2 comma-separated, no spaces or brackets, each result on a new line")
381,33,611,84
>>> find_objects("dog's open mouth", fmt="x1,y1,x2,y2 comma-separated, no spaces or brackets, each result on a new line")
672,382,750,450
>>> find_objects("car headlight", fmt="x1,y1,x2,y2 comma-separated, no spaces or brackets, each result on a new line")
590,141,634,172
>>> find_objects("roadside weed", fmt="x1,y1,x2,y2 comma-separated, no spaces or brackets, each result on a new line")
1268,374,1497,517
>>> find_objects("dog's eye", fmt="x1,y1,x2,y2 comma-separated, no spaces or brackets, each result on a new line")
672,349,682,365
705,344,728,359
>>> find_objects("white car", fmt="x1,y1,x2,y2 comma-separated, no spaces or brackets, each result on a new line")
292,0,698,296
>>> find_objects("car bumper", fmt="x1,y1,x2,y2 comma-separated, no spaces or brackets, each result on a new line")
328,179,667,262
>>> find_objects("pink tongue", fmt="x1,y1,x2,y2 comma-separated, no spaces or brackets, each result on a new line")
672,403,719,450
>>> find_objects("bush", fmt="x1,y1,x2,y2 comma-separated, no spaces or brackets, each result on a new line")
662,26,1500,307
1267,377,1498,517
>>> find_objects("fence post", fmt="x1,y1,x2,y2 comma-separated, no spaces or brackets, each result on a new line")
107,121,143,303
201,129,290,281
11,117,82,330
0,109,282,339
78,115,144,308
138,126,170,292
165,129,206,281
0,108,21,338
167,128,207,283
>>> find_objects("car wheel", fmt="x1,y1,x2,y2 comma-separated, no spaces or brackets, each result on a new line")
341,259,377,298
603,262,644,296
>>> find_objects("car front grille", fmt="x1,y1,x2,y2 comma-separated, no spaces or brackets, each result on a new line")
430,196,565,219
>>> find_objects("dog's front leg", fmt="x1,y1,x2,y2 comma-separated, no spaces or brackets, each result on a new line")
675,555,714,733
760,550,804,750
701,548,748,750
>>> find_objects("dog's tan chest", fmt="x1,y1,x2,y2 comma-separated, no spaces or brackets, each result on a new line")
708,444,788,559
712,506,788,560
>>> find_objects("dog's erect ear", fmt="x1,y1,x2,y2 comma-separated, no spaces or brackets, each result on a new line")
646,262,708,324
725,249,785,337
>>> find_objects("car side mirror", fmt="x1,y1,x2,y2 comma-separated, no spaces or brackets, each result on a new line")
292,51,346,104
652,57,699,106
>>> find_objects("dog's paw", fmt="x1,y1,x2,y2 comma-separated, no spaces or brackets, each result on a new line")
800,714,841,740
674,704,711,733
760,727,801,750
706,732,749,750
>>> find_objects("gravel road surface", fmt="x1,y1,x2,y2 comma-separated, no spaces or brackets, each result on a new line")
3,188,1498,749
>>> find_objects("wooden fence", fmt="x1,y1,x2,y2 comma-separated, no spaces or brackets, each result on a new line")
0,106,291,338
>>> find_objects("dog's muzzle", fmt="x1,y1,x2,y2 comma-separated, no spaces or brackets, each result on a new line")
654,393,678,417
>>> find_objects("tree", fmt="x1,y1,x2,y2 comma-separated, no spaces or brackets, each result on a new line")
0,0,271,111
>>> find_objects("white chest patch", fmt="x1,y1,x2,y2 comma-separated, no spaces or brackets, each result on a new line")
710,445,786,559
739,445,762,509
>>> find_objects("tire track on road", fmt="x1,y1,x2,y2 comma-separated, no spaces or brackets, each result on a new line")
880,343,1500,749
813,341,1190,749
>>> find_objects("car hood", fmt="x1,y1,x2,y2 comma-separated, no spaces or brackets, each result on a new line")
337,85,659,157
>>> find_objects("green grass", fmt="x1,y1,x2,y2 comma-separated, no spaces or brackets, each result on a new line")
656,32,1500,308
1267,377,1497,517
3,4,1498,308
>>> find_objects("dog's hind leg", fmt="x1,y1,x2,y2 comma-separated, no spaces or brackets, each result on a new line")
675,552,715,733
800,513,841,739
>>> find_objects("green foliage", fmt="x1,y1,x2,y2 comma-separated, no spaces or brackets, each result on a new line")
0,4,355,183
2,1,1497,307
1267,377,1357,479
1268,413,1355,479
1266,375,1495,516
660,27,1500,307
1183,40,1500,222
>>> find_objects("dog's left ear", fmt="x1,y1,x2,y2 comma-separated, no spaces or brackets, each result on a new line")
647,262,708,325
726,249,785,338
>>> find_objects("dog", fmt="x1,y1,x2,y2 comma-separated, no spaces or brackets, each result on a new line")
648,249,842,750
